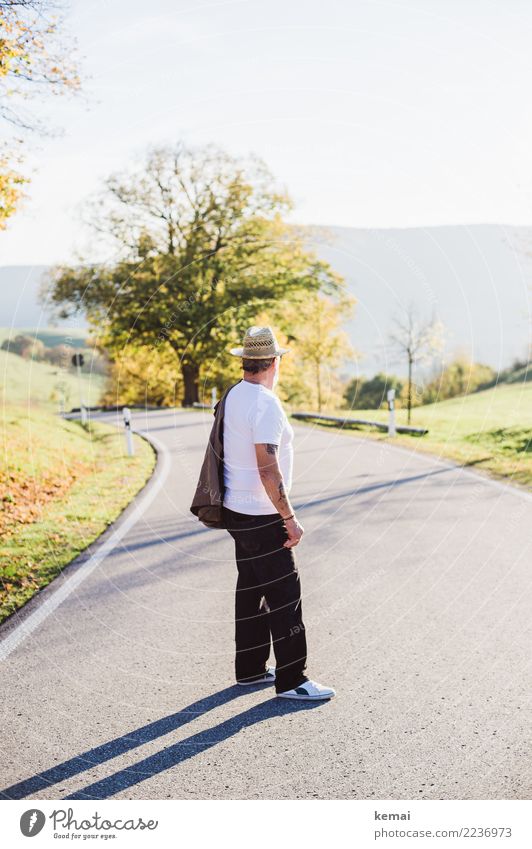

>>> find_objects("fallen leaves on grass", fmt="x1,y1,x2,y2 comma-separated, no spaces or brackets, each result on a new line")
0,463,92,537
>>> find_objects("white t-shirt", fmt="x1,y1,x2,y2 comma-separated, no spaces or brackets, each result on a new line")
223,379,294,515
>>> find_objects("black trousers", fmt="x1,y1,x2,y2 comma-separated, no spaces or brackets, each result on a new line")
223,505,309,694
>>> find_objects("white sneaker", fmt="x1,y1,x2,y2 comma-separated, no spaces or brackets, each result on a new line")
277,680,336,700
237,666,276,686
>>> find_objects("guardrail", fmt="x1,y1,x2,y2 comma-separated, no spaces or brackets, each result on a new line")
291,412,428,436
68,404,165,413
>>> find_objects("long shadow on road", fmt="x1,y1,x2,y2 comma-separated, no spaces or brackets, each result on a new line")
119,466,461,556
295,465,460,512
1,686,323,800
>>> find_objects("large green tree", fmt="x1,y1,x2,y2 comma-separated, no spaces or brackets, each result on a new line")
47,143,344,405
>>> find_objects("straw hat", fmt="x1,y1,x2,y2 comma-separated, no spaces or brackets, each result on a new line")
229,325,291,358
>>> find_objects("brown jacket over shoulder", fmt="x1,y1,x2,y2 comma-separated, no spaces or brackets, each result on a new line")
189,380,241,529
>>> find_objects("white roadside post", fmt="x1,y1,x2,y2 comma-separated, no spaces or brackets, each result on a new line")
72,352,87,424
387,388,396,437
123,407,135,456
211,387,218,408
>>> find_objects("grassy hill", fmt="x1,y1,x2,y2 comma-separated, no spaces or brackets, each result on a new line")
0,347,105,408
298,380,532,488
0,327,156,624
0,403,155,624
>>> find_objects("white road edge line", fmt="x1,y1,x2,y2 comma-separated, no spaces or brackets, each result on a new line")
0,429,170,662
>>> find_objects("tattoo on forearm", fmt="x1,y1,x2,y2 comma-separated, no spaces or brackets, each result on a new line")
278,480,288,505
266,443,278,455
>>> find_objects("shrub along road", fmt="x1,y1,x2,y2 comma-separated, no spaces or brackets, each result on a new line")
0,409,530,800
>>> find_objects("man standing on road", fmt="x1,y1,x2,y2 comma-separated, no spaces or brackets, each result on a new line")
222,325,336,701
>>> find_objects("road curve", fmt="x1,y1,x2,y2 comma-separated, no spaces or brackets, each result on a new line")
1,409,530,800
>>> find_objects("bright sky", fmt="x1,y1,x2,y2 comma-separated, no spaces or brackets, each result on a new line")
2,0,532,265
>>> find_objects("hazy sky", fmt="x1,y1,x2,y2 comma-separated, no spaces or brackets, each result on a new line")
2,0,532,264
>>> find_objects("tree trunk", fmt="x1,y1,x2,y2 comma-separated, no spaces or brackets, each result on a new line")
182,362,200,406
316,360,322,412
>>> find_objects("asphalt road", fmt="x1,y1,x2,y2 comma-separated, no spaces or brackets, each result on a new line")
1,409,531,800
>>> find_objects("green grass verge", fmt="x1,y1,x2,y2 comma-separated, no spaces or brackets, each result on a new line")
292,381,532,489
0,403,156,625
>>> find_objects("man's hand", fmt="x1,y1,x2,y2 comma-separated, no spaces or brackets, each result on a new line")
283,516,304,548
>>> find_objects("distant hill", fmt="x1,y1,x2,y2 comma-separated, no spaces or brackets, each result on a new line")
306,224,532,376
0,326,87,349
2,223,531,376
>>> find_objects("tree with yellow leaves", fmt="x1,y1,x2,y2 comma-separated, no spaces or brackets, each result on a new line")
101,341,183,409
0,0,81,228
280,292,356,412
